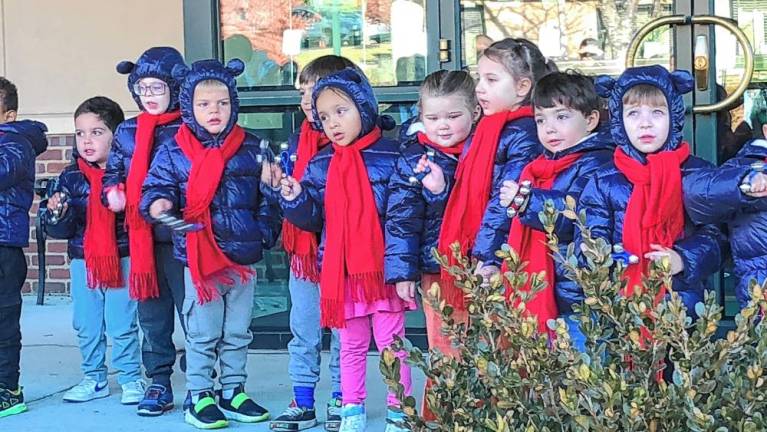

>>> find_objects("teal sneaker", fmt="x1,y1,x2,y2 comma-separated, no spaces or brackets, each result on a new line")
0,386,27,418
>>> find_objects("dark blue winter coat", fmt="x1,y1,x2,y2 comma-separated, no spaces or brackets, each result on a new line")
474,129,615,313
281,68,399,269
384,129,460,283
0,120,48,247
140,59,281,266
683,138,767,307
578,66,725,316
44,161,130,260
104,47,186,243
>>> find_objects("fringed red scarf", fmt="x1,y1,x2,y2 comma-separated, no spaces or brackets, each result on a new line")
502,153,582,333
176,124,254,303
614,142,690,300
436,106,534,310
126,111,181,300
78,158,122,289
282,121,330,282
416,132,465,155
320,127,393,328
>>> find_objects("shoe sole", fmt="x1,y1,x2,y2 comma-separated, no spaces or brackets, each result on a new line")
221,407,270,423
270,418,318,431
0,403,27,418
184,411,229,429
137,403,175,417
121,396,143,405
324,420,341,432
63,390,110,403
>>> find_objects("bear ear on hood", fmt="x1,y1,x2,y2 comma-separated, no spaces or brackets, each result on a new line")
670,70,695,95
378,115,396,131
594,75,616,98
225,59,245,77
116,61,135,75
171,64,190,82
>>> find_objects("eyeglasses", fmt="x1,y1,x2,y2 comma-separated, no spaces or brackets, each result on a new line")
132,82,167,96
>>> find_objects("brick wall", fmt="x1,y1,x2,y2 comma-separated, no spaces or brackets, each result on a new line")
23,134,74,296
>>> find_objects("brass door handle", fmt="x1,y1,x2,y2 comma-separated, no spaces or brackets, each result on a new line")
625,15,754,114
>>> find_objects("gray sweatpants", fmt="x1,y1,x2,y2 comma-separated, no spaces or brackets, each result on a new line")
182,267,255,393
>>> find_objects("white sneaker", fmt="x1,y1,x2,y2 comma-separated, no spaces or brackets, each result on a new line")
63,377,109,403
339,404,366,432
120,379,146,405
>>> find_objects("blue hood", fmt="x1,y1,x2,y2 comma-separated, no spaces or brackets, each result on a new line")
0,120,48,156
117,47,186,112
172,58,244,145
311,67,395,138
595,65,693,162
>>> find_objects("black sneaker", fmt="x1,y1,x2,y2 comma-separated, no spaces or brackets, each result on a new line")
184,390,228,430
269,400,317,431
325,397,342,431
137,383,174,417
218,384,270,423
0,386,26,419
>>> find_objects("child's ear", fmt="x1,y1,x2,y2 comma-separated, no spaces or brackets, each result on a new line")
594,75,615,98
472,103,482,121
225,59,245,77
586,109,600,132
171,64,190,82
3,110,17,123
515,77,532,100
116,61,135,75
670,70,695,94
762,124,767,140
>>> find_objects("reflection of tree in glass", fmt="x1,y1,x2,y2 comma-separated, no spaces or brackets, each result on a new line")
597,0,670,60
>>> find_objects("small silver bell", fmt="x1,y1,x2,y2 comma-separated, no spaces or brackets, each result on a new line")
519,186,531,196
506,207,517,218
521,180,532,188
408,176,419,185
279,142,289,151
513,195,525,206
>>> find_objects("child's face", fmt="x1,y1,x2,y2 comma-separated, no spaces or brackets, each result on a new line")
535,103,599,153
136,77,171,115
193,83,231,135
75,113,113,168
315,89,362,147
475,56,531,115
623,101,670,154
299,80,316,122
420,94,477,147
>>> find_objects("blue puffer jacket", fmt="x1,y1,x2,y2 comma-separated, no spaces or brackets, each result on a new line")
385,130,460,283
104,47,186,243
683,138,767,307
44,161,130,259
140,59,282,265
578,66,725,316
474,129,615,313
0,120,48,247
281,68,399,268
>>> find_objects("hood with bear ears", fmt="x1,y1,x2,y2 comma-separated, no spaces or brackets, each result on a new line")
116,47,186,112
595,65,694,163
311,67,395,139
171,58,245,145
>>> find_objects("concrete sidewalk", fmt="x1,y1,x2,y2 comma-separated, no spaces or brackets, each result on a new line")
2,296,424,432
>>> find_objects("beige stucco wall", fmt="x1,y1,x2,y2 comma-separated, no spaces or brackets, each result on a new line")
1,0,184,133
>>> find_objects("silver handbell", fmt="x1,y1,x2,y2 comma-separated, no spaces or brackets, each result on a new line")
506,207,517,218
290,154,297,163
519,185,531,196
279,142,289,151
274,155,282,163
50,192,68,224
513,195,525,207
408,176,419,185
256,139,270,164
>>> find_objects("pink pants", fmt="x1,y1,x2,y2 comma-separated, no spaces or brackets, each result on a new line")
339,311,412,406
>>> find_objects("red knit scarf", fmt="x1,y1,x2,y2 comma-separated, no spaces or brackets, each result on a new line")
282,120,330,282
176,124,254,303
78,158,122,289
614,142,690,300
437,106,534,309
416,132,465,155
320,127,392,328
501,153,582,333
125,111,181,300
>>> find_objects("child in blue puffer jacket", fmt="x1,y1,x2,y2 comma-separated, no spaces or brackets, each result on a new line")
0,76,48,419
141,59,280,429
683,122,767,308
103,46,187,416
45,96,145,406
474,72,615,351
578,65,724,320
279,68,412,432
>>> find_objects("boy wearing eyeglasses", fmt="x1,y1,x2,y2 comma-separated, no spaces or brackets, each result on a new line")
102,47,188,417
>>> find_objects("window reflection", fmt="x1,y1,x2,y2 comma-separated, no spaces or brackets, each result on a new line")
220,0,429,88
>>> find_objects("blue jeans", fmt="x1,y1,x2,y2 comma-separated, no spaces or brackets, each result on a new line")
70,258,141,384
287,272,341,394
